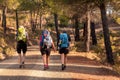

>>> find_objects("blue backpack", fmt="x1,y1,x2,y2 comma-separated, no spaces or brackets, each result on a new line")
59,33,69,48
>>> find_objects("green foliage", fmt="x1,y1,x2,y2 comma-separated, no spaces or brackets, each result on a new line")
91,45,104,54
47,23,54,28
113,64,120,74
18,0,36,11
110,31,120,57
78,23,84,29
116,18,120,24
73,42,86,52
94,30,120,66
91,44,107,64
46,0,66,15
59,15,69,27
46,16,55,28
0,0,19,10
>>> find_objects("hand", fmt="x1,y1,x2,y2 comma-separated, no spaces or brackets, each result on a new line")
53,48,56,52
39,46,41,51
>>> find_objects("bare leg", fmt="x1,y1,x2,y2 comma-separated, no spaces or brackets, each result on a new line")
61,53,67,70
22,53,26,65
18,54,22,64
64,54,67,66
42,54,47,65
23,53,26,61
18,54,22,68
61,53,65,64
46,55,50,66
42,54,47,70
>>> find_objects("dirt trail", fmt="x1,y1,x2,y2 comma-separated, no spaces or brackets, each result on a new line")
0,46,120,80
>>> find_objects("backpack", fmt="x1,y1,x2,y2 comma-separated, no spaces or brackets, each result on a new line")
59,33,69,48
40,30,52,49
17,26,27,42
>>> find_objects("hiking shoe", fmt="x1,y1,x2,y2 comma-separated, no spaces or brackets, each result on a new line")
22,65,25,68
22,62,25,68
47,66,49,69
22,62,24,64
44,65,49,70
19,65,22,68
44,66,47,70
44,65,47,70
62,64,65,70
64,65,66,69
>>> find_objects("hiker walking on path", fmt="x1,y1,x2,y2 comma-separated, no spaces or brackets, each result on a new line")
58,31,71,70
39,29,56,70
16,26,28,68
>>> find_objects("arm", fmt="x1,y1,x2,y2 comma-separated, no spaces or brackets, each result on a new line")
67,34,71,42
39,35,42,50
67,34,71,48
50,36,56,52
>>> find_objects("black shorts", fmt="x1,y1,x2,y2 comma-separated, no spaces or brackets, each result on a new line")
40,48,51,56
17,40,27,54
59,48,69,54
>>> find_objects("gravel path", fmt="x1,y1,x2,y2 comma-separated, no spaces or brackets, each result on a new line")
0,46,120,80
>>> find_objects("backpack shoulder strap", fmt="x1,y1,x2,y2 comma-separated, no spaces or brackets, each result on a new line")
59,33,63,40
40,35,44,46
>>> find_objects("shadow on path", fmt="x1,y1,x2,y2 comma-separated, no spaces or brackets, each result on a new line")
0,55,120,78
0,76,80,80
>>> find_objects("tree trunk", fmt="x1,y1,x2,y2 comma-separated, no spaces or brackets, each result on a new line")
90,22,97,45
83,21,87,37
85,11,91,52
30,11,33,28
15,10,19,30
39,13,42,29
35,12,38,29
54,13,59,47
30,11,35,32
74,16,80,41
2,6,7,35
0,13,2,26
99,2,114,65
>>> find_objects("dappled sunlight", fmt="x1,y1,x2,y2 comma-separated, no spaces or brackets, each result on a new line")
0,60,119,77
0,0,120,79
0,45,120,80
0,68,119,80
0,76,74,80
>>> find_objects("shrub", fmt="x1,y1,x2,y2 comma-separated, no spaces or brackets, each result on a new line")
116,18,120,24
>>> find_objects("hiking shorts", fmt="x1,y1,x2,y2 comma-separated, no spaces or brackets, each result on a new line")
59,47,69,54
17,40,27,54
40,48,51,56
